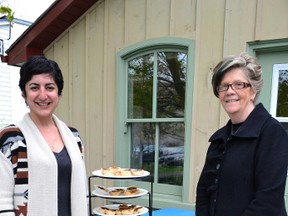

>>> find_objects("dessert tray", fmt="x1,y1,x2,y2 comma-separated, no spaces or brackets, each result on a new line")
93,186,148,199
92,166,150,179
93,204,148,216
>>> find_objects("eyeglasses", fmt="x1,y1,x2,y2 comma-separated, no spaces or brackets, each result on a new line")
217,82,251,92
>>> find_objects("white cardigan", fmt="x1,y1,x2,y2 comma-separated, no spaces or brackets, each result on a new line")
2,113,89,216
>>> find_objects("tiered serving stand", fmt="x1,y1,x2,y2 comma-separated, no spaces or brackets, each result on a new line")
88,168,153,216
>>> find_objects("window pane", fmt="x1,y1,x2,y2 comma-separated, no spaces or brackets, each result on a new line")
276,69,288,117
128,54,154,118
157,52,187,118
131,123,155,175
158,122,184,186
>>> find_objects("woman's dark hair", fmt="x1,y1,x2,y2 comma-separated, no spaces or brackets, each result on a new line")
19,56,64,96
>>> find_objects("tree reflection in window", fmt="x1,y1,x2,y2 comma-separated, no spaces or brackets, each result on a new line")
128,54,154,119
157,52,186,118
128,52,187,119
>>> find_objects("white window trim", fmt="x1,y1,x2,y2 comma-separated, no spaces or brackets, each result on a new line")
270,63,288,122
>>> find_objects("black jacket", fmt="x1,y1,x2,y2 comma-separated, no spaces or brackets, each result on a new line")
196,103,288,216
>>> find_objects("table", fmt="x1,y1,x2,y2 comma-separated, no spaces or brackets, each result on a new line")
142,208,195,216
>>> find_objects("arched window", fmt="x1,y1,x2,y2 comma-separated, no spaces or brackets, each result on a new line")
116,37,195,208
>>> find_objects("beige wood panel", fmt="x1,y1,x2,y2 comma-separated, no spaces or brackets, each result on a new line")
223,0,257,54
52,35,71,124
107,0,125,47
147,0,171,37
100,0,125,167
44,48,54,61
191,0,226,202
68,19,87,136
125,0,147,43
194,0,226,146
85,6,109,203
171,0,196,37
85,2,106,174
255,0,288,40
217,0,258,127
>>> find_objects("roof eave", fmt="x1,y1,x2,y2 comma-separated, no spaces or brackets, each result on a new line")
1,0,97,66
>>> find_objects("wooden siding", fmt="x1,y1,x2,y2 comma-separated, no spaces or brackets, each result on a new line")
0,66,12,127
43,0,288,206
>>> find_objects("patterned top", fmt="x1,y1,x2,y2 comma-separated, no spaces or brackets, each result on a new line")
0,124,84,216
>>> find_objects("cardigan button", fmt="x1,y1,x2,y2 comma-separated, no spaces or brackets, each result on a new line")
216,164,220,169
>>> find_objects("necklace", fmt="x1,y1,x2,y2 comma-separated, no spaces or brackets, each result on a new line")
231,123,243,135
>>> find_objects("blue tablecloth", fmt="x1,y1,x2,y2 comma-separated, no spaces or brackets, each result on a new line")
143,208,195,216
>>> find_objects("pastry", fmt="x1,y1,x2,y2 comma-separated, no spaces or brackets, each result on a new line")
101,166,122,176
119,169,133,176
133,206,144,214
130,169,144,176
106,209,116,215
109,166,122,172
97,185,109,193
109,188,125,196
98,204,143,215
98,207,110,214
100,166,145,177
119,204,136,215
124,186,140,196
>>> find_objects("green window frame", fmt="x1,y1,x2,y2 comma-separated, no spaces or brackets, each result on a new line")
248,38,288,123
248,38,288,110
248,38,288,209
116,38,195,209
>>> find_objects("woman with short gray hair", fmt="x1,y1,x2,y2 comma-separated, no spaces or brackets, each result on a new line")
196,53,288,216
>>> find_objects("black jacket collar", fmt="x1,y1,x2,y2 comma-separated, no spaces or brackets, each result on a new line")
209,103,271,142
